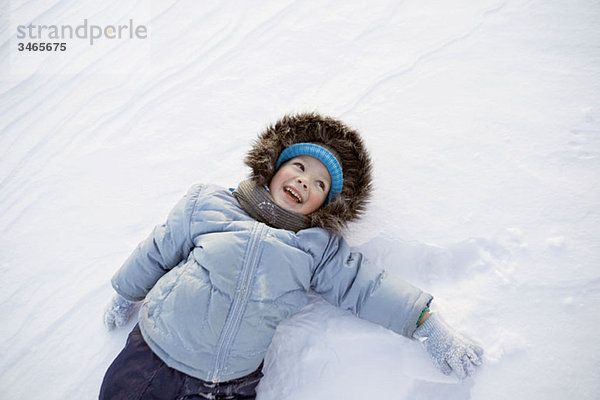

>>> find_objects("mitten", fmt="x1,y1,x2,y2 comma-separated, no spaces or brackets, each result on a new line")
413,313,483,379
103,292,138,330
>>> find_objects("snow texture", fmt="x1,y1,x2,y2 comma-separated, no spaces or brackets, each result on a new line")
1,0,599,399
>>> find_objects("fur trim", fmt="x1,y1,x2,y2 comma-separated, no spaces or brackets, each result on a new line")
244,112,373,235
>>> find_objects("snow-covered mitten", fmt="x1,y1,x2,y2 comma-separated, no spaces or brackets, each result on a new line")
412,313,483,379
103,292,138,330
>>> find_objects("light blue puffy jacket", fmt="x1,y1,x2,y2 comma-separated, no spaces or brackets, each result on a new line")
112,184,433,382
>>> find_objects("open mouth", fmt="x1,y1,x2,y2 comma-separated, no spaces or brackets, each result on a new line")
284,186,303,203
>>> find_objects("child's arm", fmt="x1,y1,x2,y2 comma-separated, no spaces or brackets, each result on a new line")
311,235,482,378
104,185,205,329
311,236,432,338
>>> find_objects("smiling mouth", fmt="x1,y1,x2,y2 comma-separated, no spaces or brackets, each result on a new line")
284,186,303,203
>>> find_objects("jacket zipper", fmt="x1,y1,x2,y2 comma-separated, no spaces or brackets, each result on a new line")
211,222,267,382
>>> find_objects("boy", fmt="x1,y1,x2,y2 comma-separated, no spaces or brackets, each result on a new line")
100,113,483,399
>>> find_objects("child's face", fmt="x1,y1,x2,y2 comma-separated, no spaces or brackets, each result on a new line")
269,155,331,215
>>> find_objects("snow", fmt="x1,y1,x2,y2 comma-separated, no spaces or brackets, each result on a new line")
1,0,599,398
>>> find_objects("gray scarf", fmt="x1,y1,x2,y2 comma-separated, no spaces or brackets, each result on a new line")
233,179,311,232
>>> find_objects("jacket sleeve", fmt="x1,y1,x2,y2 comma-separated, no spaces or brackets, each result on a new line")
111,184,204,301
311,235,433,338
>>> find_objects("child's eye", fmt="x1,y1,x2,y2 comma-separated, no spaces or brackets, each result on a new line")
317,181,326,191
294,162,305,171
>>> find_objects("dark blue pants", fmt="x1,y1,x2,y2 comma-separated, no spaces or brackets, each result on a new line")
99,325,263,400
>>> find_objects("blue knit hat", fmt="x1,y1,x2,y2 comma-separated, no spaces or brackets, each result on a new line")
275,142,343,204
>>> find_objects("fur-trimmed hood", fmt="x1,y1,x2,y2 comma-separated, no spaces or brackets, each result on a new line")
244,112,373,235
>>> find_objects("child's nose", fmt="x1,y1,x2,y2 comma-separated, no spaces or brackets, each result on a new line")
297,178,308,190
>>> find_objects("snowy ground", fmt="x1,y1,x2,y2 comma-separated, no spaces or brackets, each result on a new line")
1,0,599,399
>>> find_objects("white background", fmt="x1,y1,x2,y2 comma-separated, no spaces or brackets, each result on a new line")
1,0,599,399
